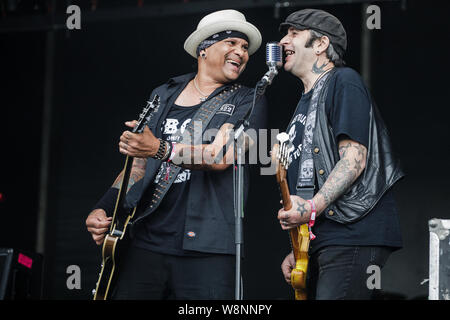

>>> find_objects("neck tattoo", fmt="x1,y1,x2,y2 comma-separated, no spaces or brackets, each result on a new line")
312,58,330,75
193,76,208,102
306,66,334,93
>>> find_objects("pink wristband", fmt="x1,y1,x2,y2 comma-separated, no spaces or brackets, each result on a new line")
307,199,317,240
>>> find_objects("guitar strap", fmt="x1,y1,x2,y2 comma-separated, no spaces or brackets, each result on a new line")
295,70,334,200
146,83,242,212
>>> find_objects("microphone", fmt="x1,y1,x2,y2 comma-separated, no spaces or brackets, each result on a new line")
241,42,282,128
259,42,283,86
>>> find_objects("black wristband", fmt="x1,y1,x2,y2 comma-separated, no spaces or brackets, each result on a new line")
92,187,119,215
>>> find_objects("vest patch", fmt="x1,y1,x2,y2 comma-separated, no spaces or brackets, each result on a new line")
216,103,235,116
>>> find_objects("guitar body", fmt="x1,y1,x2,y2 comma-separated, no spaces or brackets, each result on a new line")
271,142,310,300
93,234,120,300
93,207,135,300
289,224,310,300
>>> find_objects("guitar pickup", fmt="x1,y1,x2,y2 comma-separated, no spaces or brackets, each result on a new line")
111,229,123,237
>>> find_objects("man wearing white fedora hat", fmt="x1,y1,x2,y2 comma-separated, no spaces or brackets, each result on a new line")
86,9,267,299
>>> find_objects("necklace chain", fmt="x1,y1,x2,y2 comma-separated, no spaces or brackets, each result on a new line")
193,76,208,102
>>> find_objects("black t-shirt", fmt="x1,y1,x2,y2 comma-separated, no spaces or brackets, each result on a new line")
134,103,201,256
286,67,402,254
134,93,267,256
126,73,268,255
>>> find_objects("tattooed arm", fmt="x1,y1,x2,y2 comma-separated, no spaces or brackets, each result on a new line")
119,121,253,172
277,138,367,230
86,157,147,245
313,138,367,214
111,157,148,191
171,123,253,171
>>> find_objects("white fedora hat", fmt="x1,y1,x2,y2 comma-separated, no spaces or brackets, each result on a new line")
184,9,262,58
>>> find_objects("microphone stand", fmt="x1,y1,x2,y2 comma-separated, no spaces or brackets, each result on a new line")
232,73,276,300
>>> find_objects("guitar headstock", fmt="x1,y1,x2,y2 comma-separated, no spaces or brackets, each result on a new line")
271,132,294,183
132,95,160,134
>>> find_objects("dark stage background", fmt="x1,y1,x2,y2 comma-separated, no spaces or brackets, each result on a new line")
1,0,449,300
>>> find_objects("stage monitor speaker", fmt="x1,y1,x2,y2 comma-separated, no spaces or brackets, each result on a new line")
0,248,43,300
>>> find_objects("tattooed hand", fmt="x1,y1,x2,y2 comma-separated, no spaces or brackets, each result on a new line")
277,195,311,230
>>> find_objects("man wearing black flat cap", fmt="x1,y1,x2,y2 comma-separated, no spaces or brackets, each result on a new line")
275,9,404,300
86,9,267,299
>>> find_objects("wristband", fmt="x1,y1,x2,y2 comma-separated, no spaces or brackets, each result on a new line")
92,187,119,215
307,199,317,240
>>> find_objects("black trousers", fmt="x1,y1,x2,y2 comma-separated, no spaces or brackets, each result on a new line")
111,246,235,300
306,245,393,300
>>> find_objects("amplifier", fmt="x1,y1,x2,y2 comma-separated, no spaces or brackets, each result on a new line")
0,248,43,300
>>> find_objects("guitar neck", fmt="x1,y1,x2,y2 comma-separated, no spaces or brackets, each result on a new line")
277,177,302,261
118,155,134,199
279,179,292,211
111,155,134,231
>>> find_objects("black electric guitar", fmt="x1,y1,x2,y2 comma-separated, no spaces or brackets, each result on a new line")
93,95,160,300
271,132,310,300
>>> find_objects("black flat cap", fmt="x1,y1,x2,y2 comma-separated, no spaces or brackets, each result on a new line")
279,9,347,57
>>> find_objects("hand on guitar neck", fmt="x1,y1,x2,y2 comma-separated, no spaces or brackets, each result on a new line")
119,120,160,158
277,195,312,230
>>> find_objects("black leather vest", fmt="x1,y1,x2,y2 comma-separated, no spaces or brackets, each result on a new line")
312,71,405,224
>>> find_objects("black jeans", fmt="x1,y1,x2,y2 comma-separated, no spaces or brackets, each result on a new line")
111,246,235,300
306,245,393,300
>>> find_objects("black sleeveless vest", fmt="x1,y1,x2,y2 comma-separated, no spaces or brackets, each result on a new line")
312,72,405,224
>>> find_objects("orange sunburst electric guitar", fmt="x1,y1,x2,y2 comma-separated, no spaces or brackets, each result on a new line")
271,132,310,300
